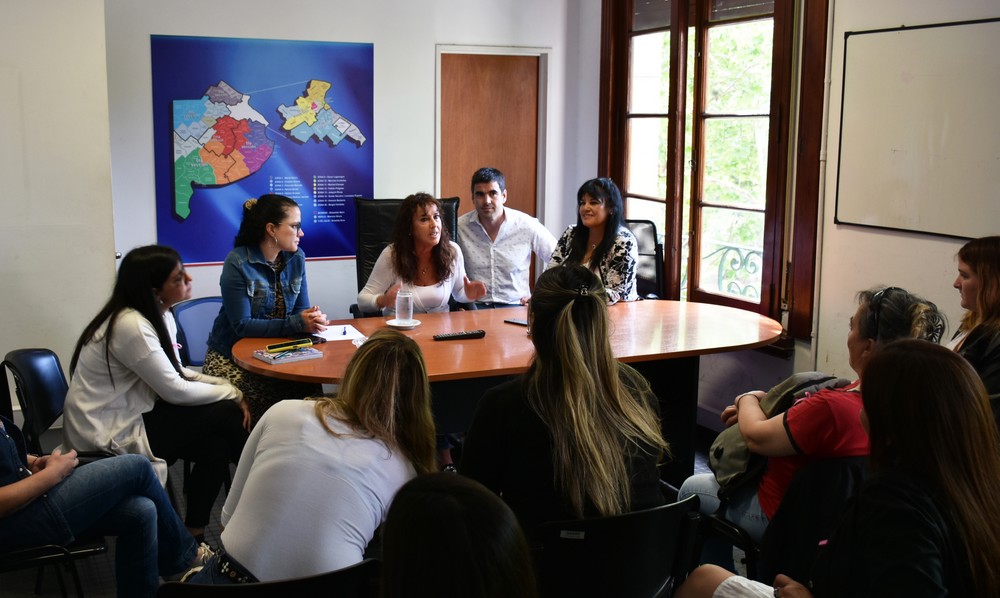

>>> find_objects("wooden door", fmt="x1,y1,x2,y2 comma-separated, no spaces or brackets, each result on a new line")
440,53,539,216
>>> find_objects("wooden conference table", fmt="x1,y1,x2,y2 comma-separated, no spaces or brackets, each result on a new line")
233,300,782,487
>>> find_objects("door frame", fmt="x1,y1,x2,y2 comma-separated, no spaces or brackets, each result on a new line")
435,44,552,222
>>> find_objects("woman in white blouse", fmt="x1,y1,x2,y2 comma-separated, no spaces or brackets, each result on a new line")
63,245,250,541
358,193,486,316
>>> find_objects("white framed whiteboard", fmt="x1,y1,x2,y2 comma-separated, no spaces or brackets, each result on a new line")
834,18,1000,240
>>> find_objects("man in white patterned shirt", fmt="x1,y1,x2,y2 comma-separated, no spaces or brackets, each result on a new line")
457,167,557,307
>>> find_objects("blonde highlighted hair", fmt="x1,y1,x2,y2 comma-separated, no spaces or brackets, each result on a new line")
525,265,669,517
312,328,436,475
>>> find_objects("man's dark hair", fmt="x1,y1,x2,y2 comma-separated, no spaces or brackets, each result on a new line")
471,167,506,193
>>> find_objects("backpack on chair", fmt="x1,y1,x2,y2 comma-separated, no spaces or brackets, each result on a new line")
708,371,851,501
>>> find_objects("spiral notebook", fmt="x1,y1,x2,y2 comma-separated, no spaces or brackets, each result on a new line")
252,347,323,364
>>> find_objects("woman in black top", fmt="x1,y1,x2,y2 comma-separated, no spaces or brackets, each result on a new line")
461,265,668,535
949,236,1000,428
676,340,1000,598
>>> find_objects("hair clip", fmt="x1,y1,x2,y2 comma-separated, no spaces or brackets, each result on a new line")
578,285,589,296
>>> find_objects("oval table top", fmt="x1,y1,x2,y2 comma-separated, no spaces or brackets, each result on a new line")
231,300,783,385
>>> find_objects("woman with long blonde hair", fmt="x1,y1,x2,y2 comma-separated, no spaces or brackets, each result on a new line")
188,329,437,584
462,265,668,535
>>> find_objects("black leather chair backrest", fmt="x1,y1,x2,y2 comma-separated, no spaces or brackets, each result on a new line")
534,494,700,597
757,456,869,583
625,219,666,299
353,197,461,293
1,349,70,454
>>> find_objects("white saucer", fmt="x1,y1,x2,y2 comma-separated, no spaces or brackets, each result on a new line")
386,318,421,330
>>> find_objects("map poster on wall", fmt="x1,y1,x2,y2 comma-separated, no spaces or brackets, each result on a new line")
151,35,373,264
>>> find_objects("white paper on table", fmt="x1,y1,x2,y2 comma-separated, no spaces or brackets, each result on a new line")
317,324,366,341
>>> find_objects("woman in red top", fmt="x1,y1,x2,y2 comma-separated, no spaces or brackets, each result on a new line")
678,286,944,569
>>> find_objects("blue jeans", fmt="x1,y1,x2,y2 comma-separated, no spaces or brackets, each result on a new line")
678,473,769,571
49,454,197,598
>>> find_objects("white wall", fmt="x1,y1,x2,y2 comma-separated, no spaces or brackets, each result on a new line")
0,0,116,396
814,0,1000,377
104,0,598,319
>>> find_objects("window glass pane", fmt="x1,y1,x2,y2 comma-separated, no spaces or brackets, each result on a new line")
629,32,670,113
625,197,667,236
697,207,763,302
626,117,669,198
706,19,773,114
702,116,769,209
633,0,671,32
710,0,774,21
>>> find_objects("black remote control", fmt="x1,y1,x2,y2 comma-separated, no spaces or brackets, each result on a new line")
433,330,486,341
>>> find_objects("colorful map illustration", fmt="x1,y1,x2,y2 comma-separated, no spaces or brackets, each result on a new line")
278,80,367,147
171,80,365,220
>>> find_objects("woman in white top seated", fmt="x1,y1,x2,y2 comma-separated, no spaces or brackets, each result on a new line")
358,192,487,316
62,245,250,541
188,328,437,583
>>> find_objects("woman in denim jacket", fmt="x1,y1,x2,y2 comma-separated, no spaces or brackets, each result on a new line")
204,195,329,425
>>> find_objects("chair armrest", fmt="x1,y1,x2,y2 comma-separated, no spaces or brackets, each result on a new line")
349,304,380,319
700,513,761,579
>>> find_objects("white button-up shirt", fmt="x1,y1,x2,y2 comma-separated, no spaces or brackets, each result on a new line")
457,207,557,305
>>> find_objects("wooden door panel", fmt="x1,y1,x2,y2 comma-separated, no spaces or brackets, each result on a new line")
441,54,539,216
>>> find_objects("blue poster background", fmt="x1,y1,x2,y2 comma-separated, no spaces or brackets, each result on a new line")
151,35,373,264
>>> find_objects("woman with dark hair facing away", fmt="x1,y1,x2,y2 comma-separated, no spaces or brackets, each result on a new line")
677,286,944,568
949,236,1000,425
62,245,249,542
357,192,487,316
547,178,638,303
1,424,211,597
382,473,538,598
187,329,437,584
461,265,668,535
677,340,1000,597
204,194,328,425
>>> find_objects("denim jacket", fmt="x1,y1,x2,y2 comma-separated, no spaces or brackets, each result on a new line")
207,245,311,359
0,415,74,548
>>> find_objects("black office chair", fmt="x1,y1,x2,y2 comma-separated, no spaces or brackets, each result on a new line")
156,558,381,597
171,296,223,368
350,196,462,318
0,537,109,598
625,219,666,299
2,349,80,455
700,456,868,582
534,494,700,598
1,349,195,506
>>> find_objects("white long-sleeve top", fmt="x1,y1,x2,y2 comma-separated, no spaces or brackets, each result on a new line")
61,309,241,484
220,400,416,581
357,241,473,315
